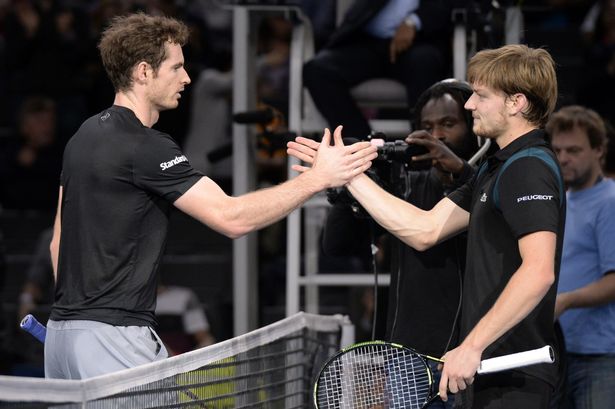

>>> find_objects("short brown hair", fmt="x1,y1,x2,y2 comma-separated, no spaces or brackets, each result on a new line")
467,44,558,127
98,12,189,92
546,105,607,151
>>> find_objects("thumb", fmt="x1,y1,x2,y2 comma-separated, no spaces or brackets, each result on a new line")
333,125,344,146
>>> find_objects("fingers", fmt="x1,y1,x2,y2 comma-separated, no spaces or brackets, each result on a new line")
287,148,315,164
321,127,331,146
291,164,310,173
439,374,449,402
294,136,321,150
389,41,396,64
345,141,375,154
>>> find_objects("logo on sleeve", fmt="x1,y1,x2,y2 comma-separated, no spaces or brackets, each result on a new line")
516,194,554,203
160,155,187,171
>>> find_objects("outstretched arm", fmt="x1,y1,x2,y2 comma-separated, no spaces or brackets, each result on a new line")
175,126,377,238
287,136,469,250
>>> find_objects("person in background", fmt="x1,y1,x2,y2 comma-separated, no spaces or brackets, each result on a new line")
547,105,615,409
303,0,454,139
155,284,216,355
321,79,484,408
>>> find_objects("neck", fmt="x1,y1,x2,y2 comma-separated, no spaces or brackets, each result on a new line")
570,170,603,192
113,92,159,128
495,122,537,149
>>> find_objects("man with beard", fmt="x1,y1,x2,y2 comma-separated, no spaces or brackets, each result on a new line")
289,45,564,408
321,79,485,408
547,105,615,409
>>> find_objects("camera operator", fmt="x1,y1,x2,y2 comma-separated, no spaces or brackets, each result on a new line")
321,79,485,408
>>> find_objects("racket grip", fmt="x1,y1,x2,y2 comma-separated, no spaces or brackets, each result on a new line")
477,345,554,374
20,314,47,344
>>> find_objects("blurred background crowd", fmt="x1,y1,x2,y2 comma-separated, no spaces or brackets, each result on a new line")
0,0,613,378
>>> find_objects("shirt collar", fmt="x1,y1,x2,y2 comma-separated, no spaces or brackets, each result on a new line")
492,129,549,163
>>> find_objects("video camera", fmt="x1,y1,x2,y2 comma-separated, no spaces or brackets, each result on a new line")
368,132,429,168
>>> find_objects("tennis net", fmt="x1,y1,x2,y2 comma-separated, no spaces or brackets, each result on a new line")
0,312,348,408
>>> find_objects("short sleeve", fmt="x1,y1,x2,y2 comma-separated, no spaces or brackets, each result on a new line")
497,157,562,238
447,175,476,212
133,131,203,202
596,198,615,275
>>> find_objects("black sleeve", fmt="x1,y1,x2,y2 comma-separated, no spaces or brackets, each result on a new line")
497,156,562,238
446,175,475,212
133,132,203,203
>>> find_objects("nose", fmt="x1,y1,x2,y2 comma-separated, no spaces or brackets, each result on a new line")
464,94,476,110
431,126,446,140
183,69,191,85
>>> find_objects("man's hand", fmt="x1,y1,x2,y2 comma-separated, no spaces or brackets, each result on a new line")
390,22,416,63
554,292,572,321
289,126,377,188
438,343,482,402
405,131,465,174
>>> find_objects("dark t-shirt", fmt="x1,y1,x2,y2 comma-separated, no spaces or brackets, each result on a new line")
447,129,565,387
50,106,203,326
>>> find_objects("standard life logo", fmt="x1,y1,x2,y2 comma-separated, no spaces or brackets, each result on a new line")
160,155,187,171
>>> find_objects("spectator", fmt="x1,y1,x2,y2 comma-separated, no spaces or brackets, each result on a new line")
303,0,454,139
547,105,615,409
155,284,216,356
0,96,63,210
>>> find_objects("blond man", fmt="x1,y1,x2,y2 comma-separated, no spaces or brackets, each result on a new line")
288,44,564,408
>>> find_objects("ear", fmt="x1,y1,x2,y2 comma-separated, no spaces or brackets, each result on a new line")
133,61,152,85
506,93,529,116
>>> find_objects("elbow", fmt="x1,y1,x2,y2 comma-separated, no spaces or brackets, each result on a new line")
220,223,253,240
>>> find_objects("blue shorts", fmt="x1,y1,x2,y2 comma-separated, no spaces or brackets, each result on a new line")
44,319,168,380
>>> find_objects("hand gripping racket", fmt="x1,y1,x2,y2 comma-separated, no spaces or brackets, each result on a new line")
314,340,554,409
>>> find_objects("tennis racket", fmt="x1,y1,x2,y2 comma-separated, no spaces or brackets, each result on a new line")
314,340,554,409
20,314,47,343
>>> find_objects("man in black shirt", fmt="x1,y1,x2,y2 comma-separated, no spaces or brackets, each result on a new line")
288,44,564,408
46,13,377,380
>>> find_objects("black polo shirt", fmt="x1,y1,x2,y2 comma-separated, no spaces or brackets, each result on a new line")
447,129,565,387
51,106,203,327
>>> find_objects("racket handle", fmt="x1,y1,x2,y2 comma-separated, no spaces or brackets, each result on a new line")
477,345,554,374
20,314,47,344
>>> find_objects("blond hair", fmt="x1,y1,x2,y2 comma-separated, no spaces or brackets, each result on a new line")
467,44,558,127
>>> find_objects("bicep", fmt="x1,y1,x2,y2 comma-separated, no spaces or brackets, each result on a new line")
518,231,557,283
429,197,470,244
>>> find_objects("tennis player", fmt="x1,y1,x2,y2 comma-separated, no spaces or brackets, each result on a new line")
45,13,377,380
288,44,564,408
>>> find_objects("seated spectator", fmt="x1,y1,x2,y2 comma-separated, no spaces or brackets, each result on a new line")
303,0,454,139
0,97,63,210
156,285,216,356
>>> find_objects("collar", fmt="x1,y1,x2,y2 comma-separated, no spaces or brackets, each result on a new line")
491,129,549,164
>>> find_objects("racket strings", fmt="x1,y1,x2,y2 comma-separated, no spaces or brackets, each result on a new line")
316,344,432,408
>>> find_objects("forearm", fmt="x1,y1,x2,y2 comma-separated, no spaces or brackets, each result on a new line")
560,272,615,310
346,173,465,250
226,171,324,236
463,264,555,352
